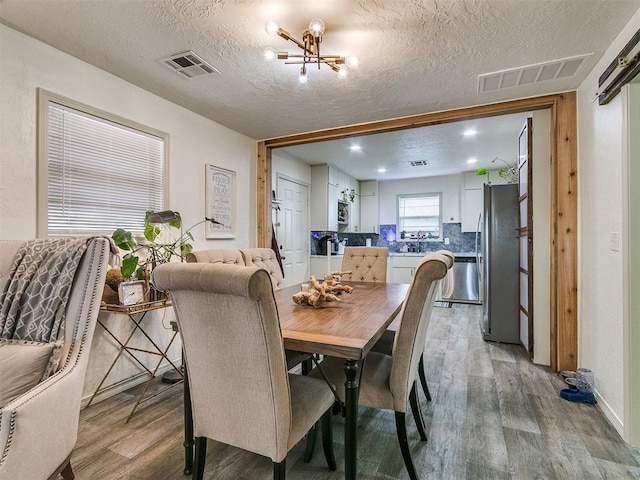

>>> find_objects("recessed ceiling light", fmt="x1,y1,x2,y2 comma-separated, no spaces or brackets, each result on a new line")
463,129,478,136
467,158,478,164
377,168,386,173
350,145,362,151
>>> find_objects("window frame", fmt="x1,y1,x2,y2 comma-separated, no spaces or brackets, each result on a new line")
396,192,443,240
37,89,170,237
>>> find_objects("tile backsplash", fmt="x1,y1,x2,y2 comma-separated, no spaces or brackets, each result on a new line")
310,222,477,254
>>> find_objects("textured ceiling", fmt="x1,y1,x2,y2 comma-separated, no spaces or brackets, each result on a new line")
1,0,639,142
277,112,529,180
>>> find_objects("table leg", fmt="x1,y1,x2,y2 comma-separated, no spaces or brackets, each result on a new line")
343,359,359,480
183,362,193,476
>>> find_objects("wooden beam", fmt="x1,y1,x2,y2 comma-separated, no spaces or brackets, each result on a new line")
257,93,578,371
553,91,578,371
257,142,271,248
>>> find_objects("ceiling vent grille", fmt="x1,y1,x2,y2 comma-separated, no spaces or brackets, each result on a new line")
409,160,429,167
478,54,592,93
161,51,220,79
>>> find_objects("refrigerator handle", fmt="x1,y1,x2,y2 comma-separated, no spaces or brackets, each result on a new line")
475,213,482,258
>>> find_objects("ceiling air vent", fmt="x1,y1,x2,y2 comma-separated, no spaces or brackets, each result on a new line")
409,160,429,167
478,54,592,93
161,51,220,79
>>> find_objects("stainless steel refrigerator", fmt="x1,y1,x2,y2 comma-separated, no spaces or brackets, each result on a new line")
480,183,520,344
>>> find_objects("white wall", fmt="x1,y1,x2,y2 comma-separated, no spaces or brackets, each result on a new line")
272,150,311,187
576,8,640,440
0,25,257,403
378,174,461,226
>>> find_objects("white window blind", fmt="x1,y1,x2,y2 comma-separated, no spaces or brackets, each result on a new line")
398,193,442,238
46,102,166,235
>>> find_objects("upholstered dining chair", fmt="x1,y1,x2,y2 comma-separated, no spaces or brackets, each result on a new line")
152,263,336,480
186,247,308,371
309,253,450,480
240,248,285,290
0,238,111,480
371,249,454,402
340,246,388,282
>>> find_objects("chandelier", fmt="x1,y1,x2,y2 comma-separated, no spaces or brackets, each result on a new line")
264,18,358,83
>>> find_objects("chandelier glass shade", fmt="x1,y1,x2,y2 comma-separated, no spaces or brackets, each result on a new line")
265,18,357,82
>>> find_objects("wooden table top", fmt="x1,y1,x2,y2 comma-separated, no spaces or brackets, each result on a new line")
275,282,409,360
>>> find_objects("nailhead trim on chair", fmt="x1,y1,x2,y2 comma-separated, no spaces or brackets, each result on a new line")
0,412,16,467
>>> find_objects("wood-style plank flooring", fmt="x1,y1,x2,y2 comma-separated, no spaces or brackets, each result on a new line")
73,304,640,479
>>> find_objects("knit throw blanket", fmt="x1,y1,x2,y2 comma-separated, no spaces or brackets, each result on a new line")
0,237,104,344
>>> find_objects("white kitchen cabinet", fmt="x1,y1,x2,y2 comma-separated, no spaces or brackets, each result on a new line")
350,177,360,232
311,165,339,231
462,188,482,232
359,180,378,233
312,164,361,232
390,255,419,283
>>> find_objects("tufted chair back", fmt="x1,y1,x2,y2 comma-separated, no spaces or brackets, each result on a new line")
186,249,245,265
240,248,285,290
340,247,388,283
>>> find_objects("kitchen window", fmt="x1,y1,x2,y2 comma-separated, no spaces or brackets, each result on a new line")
397,193,442,239
38,90,168,236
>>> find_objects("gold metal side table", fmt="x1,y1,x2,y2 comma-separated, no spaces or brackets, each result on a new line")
87,299,182,422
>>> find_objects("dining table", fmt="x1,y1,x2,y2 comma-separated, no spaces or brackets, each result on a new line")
180,280,409,480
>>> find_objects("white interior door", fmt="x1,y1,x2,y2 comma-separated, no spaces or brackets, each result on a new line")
276,176,309,286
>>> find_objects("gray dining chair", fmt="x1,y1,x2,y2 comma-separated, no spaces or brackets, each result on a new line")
371,249,454,402
309,252,450,480
153,263,336,480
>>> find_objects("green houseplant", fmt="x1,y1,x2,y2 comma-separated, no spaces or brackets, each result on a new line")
476,157,518,184
340,188,356,203
112,211,221,280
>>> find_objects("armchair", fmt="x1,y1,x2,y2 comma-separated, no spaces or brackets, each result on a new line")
0,238,110,480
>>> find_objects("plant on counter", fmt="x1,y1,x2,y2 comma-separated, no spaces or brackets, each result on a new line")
476,157,518,184
112,211,222,279
341,188,356,203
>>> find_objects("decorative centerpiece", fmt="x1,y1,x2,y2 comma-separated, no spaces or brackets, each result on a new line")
292,271,354,307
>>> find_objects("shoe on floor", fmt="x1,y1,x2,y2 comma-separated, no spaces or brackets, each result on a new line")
560,388,596,404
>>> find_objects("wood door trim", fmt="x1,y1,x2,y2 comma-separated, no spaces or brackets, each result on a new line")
257,92,577,372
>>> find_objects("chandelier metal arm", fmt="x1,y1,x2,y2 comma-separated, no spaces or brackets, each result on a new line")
266,18,355,80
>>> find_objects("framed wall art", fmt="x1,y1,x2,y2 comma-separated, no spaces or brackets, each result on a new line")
205,164,236,239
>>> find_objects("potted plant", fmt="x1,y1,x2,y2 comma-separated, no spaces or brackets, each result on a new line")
476,157,518,184
112,211,221,301
341,188,356,203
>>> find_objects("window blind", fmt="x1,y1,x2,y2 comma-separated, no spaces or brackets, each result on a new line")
47,103,165,235
398,193,441,236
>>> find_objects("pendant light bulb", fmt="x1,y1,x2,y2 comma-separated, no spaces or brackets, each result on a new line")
338,68,348,78
298,66,308,84
265,21,280,35
263,47,276,61
346,55,359,68
308,18,325,37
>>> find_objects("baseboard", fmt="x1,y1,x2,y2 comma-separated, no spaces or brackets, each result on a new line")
81,359,182,409
595,388,625,438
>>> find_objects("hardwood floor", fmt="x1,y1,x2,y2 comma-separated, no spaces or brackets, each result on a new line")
73,304,640,479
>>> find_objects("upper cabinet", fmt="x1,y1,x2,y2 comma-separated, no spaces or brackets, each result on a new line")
462,171,482,232
311,165,360,232
359,180,378,233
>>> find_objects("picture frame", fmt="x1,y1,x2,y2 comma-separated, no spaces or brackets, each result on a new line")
118,280,146,306
205,164,236,239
